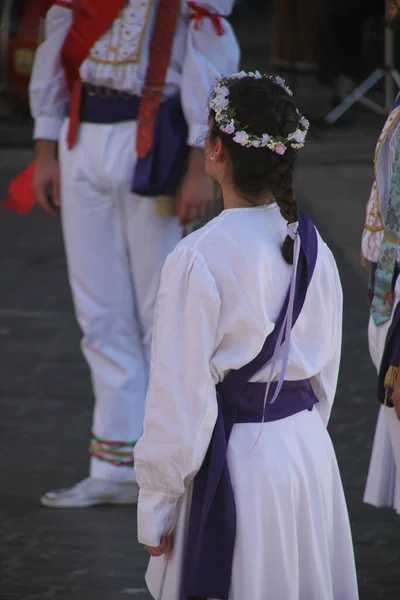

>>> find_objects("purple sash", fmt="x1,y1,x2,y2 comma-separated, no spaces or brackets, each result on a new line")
182,212,319,600
79,86,189,197
369,263,400,406
378,293,400,406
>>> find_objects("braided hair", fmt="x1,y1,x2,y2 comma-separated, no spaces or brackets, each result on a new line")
209,76,300,265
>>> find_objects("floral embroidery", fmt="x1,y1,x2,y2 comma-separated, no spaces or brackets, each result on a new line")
371,138,400,325
87,0,152,66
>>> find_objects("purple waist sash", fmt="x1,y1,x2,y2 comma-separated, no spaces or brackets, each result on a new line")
79,85,189,198
182,212,319,600
235,379,317,423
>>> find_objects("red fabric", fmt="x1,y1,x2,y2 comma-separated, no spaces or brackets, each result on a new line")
60,0,127,93
2,163,36,215
67,80,83,149
136,0,181,160
40,0,56,17
60,0,127,147
54,0,73,9
187,1,226,36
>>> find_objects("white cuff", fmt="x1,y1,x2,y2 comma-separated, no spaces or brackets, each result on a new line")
137,489,179,547
34,116,65,141
188,123,206,148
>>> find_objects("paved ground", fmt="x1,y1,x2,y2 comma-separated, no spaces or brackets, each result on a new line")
1,5,400,600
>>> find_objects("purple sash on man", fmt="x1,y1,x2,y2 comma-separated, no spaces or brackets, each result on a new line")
80,86,189,197
181,211,319,600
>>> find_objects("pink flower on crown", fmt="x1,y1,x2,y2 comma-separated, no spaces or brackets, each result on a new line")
274,142,287,155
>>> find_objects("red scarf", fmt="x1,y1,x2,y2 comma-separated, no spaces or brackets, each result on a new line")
3,0,128,213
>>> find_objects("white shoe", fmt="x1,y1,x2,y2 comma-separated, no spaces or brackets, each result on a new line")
40,477,139,508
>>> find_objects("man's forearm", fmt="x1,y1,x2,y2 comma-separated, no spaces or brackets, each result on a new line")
35,139,58,159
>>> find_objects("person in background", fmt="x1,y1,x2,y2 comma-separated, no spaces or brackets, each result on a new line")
362,0,400,517
31,0,239,508
134,72,358,600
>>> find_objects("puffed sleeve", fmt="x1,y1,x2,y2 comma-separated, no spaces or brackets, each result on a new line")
134,245,221,547
309,245,343,426
180,1,240,146
29,2,73,140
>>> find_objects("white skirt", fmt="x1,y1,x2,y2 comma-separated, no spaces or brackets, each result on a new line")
145,408,358,600
364,405,400,514
365,311,400,515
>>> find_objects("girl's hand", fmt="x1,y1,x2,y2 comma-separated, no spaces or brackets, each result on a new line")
144,535,173,557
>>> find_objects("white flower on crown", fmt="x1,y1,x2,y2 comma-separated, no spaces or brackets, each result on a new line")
233,131,250,146
261,134,271,146
209,71,310,155
210,94,229,111
217,85,230,97
231,70,248,79
288,129,306,144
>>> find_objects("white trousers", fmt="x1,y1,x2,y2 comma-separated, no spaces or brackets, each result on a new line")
364,303,400,513
59,119,181,482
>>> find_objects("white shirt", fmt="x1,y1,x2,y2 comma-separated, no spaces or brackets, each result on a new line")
134,204,343,546
362,106,400,264
29,0,240,144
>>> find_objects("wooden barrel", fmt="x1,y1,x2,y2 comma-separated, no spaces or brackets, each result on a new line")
272,0,331,71
0,0,45,113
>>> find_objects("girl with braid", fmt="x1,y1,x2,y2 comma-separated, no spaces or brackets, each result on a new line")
134,73,358,600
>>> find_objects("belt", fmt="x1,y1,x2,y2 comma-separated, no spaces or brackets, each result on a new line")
80,85,141,124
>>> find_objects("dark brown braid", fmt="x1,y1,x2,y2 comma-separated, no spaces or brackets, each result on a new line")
209,76,300,264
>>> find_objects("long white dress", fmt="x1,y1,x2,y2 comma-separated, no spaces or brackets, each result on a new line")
361,105,400,514
363,279,400,514
134,204,358,600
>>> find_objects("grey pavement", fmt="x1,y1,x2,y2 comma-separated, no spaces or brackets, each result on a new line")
1,6,400,600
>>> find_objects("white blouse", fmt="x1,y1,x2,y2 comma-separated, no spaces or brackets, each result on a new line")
134,204,343,547
29,0,240,144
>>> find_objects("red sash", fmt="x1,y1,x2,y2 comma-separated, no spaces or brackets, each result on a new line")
62,0,128,147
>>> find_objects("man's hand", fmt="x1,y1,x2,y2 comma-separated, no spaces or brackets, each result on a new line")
144,535,173,557
33,140,61,216
177,147,214,226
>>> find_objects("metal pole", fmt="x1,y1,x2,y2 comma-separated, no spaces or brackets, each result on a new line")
385,0,395,112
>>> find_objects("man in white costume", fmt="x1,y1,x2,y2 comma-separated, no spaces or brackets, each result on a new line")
362,0,400,515
30,0,239,508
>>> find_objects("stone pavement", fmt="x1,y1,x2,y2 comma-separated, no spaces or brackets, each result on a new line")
1,6,400,600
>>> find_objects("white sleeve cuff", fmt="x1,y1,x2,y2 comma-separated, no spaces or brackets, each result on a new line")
34,116,65,141
188,123,206,148
137,490,179,547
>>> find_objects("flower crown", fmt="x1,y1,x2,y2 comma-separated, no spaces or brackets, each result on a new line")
209,71,310,155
